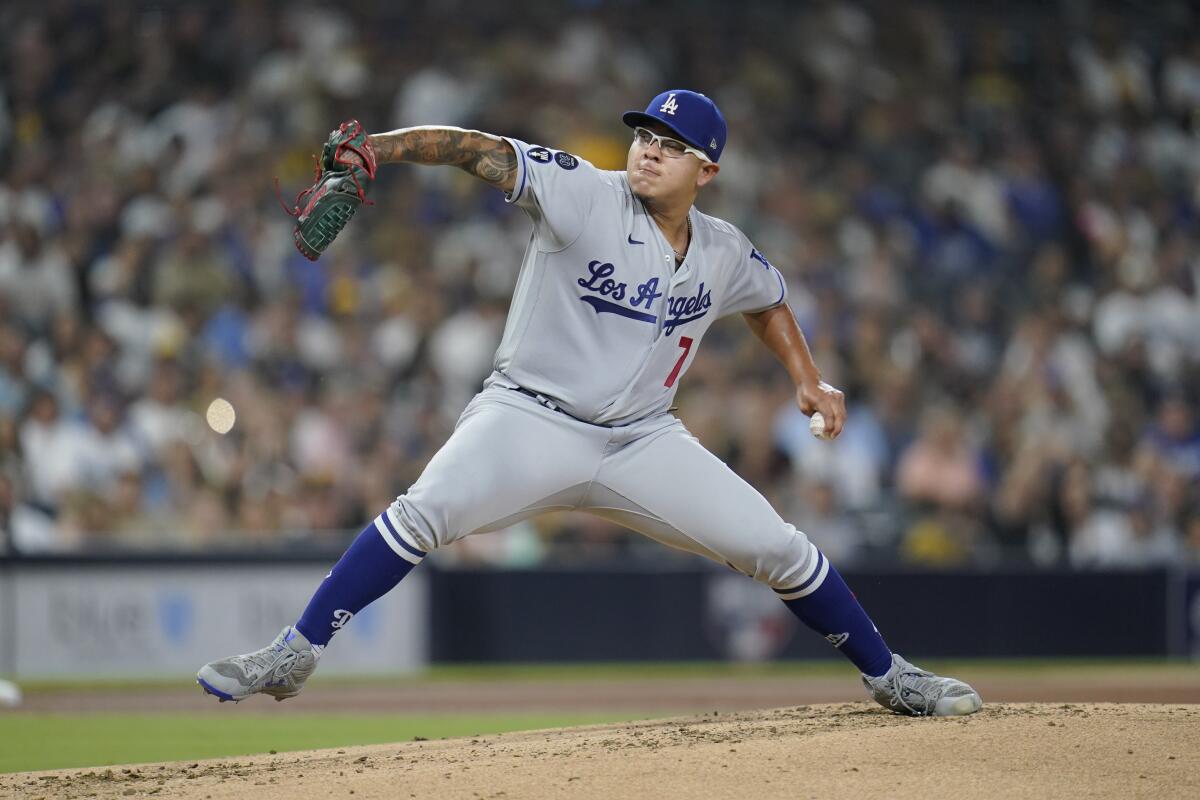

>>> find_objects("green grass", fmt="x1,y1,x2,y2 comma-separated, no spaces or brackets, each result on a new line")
10,655,1198,692
0,711,650,774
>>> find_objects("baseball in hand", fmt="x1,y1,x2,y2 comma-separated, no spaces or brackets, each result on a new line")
809,412,833,440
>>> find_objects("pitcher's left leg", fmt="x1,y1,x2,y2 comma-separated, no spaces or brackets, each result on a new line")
587,420,891,675
587,421,981,715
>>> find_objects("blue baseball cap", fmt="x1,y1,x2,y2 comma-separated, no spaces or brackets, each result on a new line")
622,89,727,162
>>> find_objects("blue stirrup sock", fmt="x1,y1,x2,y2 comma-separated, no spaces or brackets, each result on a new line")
295,513,426,647
779,549,893,678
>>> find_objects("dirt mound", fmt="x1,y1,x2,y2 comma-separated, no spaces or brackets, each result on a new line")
6,703,1198,799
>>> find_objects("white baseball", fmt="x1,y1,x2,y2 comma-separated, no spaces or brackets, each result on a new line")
809,412,833,440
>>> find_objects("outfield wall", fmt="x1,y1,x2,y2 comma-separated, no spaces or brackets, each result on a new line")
1,556,1197,678
430,567,1200,662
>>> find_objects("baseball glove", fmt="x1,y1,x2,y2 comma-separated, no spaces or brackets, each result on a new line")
278,119,377,261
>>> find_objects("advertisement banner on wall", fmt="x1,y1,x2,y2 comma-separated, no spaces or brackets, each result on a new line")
1,563,427,679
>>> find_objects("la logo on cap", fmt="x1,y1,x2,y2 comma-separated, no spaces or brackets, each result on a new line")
659,93,679,115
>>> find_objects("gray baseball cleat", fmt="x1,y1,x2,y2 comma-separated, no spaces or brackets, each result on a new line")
197,626,322,703
862,653,983,717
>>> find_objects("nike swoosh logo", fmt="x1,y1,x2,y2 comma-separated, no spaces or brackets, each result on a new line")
627,234,644,245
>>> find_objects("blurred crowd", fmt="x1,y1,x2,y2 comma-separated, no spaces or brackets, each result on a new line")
0,0,1198,570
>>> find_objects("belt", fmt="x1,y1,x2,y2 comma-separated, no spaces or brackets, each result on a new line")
508,386,612,427
511,385,563,411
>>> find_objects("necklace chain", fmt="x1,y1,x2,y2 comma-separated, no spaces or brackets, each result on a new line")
673,215,693,260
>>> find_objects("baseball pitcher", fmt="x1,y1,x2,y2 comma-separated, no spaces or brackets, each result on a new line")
199,90,982,717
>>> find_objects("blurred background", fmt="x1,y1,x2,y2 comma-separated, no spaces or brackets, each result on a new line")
1,0,1199,681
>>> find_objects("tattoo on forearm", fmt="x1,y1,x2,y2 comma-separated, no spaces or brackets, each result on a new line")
368,127,517,191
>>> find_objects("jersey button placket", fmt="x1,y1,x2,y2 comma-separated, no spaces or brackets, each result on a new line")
657,253,674,340
639,203,679,340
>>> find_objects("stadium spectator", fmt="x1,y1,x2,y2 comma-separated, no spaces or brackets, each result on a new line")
0,1,1195,572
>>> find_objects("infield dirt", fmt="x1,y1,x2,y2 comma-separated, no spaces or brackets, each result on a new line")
4,702,1198,799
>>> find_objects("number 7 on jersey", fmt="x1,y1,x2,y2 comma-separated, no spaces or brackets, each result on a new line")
664,336,694,388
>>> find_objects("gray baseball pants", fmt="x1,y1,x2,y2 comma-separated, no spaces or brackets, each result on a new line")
384,385,823,595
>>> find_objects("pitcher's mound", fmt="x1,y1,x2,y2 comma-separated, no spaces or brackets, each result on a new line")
6,703,1198,799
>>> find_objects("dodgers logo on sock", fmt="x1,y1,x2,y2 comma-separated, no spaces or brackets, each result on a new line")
331,609,354,630
825,632,850,648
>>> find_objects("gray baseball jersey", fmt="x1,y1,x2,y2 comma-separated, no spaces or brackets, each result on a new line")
487,138,787,426
385,140,821,599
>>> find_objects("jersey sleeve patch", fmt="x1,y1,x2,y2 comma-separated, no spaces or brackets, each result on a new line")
525,145,578,170
749,248,773,269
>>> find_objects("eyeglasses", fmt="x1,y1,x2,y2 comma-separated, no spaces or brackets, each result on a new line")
632,127,712,162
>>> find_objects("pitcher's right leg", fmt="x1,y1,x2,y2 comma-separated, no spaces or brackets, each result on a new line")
198,388,608,702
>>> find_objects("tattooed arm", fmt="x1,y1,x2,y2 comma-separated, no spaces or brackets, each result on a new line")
368,127,517,193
